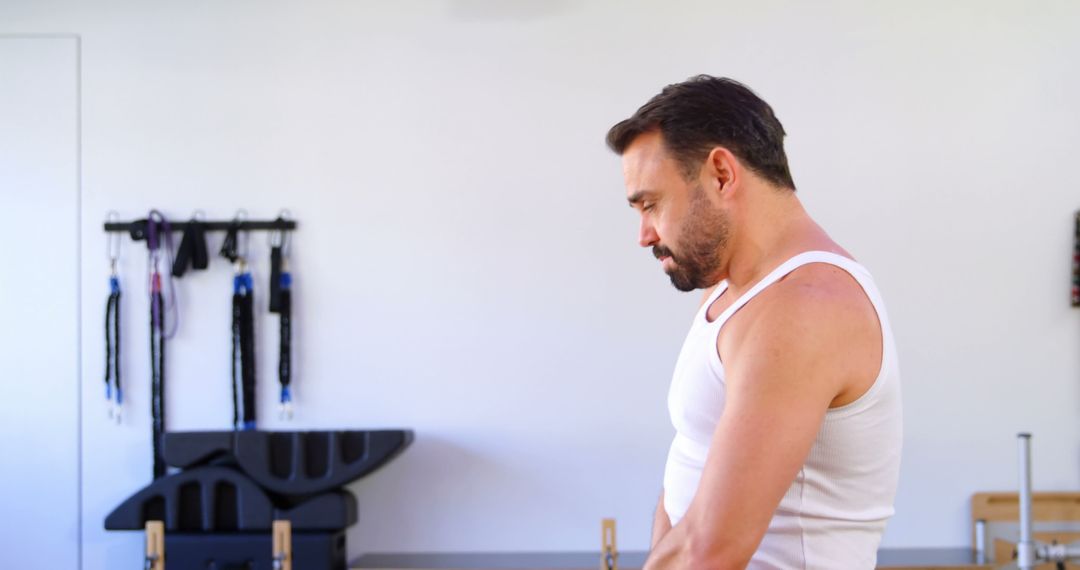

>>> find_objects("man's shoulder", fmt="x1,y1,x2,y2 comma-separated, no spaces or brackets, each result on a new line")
722,260,880,369
773,260,871,308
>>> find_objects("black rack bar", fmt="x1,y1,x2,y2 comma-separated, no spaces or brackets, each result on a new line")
105,219,297,241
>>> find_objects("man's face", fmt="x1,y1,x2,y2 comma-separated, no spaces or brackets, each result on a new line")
622,132,729,291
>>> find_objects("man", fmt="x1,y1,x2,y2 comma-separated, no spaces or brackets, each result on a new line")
606,76,902,569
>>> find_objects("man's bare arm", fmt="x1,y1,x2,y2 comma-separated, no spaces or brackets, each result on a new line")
650,490,671,549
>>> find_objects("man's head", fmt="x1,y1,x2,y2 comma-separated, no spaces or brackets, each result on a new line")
606,75,794,291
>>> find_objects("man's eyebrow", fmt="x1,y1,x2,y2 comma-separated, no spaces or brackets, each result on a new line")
627,190,656,206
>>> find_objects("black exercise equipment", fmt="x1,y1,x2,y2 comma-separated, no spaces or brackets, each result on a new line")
105,429,412,570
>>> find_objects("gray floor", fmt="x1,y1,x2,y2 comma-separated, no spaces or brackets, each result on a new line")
352,548,987,569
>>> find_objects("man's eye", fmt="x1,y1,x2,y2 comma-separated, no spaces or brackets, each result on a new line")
642,203,655,212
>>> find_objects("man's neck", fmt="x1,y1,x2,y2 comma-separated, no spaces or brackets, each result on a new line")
721,192,822,291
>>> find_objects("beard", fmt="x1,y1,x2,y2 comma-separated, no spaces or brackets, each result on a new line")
653,184,730,292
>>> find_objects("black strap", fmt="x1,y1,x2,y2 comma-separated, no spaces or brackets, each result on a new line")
269,246,283,313
172,220,209,277
191,222,209,270
220,224,241,264
172,227,193,276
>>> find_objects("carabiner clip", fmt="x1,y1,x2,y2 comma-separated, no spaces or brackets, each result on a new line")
106,211,121,276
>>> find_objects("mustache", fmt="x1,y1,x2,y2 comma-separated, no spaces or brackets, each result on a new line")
653,245,675,260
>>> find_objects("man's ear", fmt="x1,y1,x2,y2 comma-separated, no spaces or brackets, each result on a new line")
705,147,739,195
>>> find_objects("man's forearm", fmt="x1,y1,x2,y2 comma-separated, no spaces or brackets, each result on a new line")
650,492,671,549
644,515,749,570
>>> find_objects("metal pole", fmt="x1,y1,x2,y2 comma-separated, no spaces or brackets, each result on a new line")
974,519,986,563
1017,433,1035,570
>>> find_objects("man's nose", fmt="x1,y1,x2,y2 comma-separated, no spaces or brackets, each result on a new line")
638,217,659,248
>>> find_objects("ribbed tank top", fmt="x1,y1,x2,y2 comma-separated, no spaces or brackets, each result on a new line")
662,251,903,569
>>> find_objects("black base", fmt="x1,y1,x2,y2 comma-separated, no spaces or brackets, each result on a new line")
164,531,346,570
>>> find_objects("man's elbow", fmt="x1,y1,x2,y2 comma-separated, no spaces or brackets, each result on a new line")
685,526,756,570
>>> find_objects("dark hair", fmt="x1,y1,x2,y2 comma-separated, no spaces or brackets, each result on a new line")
606,75,795,190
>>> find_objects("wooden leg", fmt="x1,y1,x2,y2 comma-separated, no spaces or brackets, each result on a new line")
272,519,292,570
145,520,164,570
601,518,618,570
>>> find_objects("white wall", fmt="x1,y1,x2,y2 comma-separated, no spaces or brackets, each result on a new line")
0,36,80,569
0,1,1078,567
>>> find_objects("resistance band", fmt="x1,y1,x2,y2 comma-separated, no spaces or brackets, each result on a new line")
146,210,178,479
221,221,256,430
269,223,293,419
105,217,122,422
1072,210,1079,307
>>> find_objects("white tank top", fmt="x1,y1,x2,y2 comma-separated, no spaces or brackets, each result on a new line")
662,251,902,570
